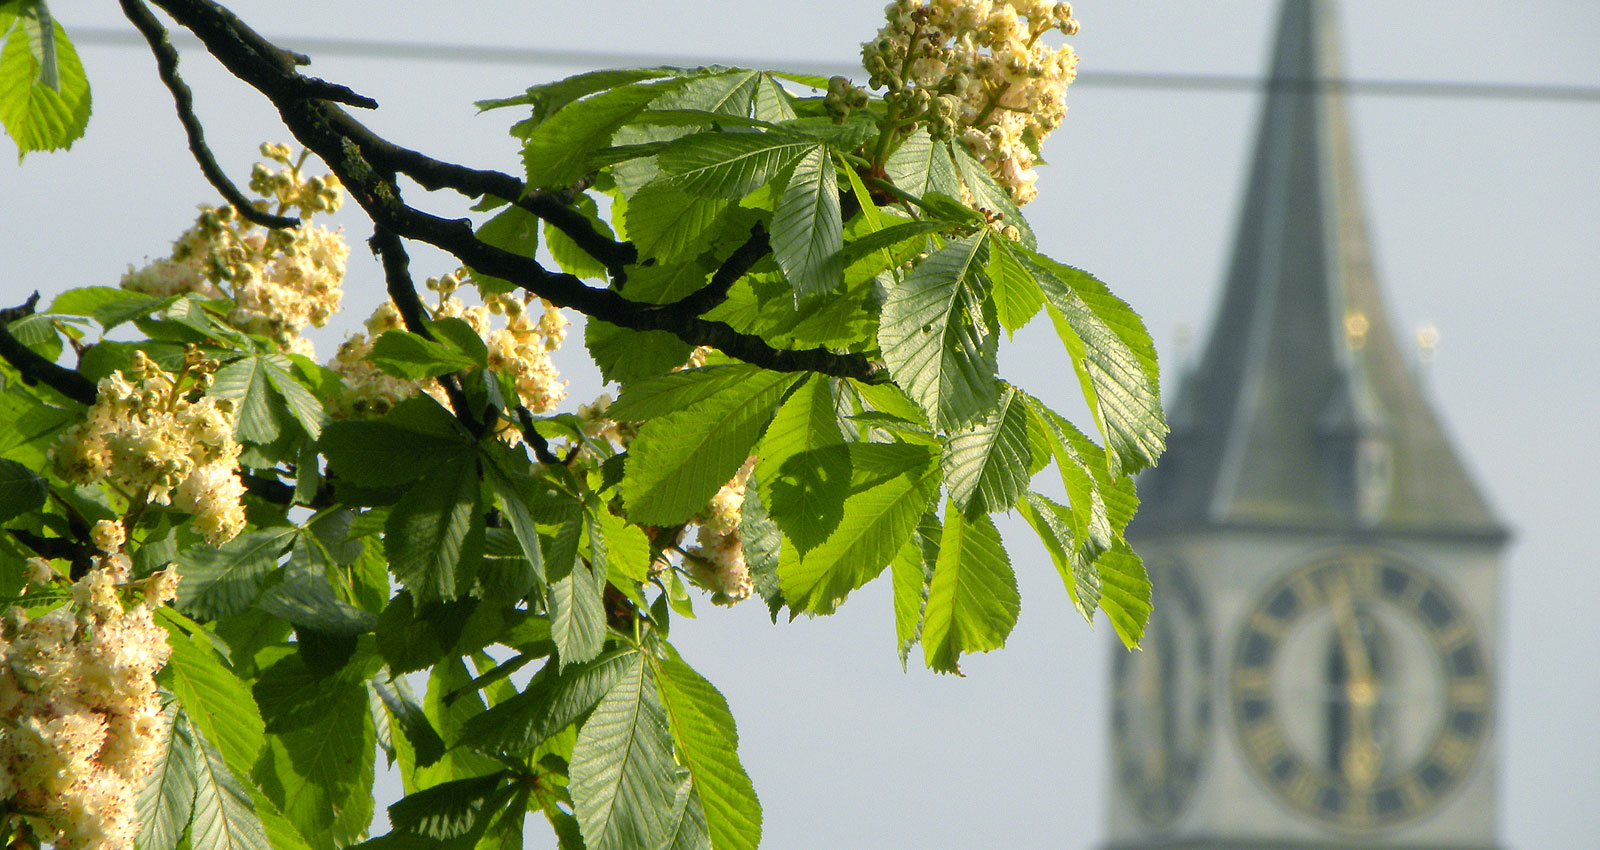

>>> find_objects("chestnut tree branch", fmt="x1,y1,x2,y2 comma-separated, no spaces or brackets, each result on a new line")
0,293,98,406
120,0,301,229
146,0,884,383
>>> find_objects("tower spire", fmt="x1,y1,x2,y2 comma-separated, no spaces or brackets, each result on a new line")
1135,0,1502,537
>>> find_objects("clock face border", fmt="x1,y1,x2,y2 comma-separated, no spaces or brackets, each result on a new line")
1111,555,1213,831
1229,548,1493,831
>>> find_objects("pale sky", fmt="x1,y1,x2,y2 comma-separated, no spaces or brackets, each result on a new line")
3,2,1597,848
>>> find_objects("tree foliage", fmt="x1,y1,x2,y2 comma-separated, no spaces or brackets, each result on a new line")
0,1,1164,848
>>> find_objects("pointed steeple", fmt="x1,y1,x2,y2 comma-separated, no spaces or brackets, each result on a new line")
1135,0,1504,538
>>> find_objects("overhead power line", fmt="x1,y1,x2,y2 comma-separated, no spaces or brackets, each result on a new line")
71,27,1600,104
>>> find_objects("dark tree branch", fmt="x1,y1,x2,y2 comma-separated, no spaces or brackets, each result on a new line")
369,226,485,437
663,223,770,317
0,293,98,406
120,0,301,229
9,530,96,581
514,406,562,466
146,0,884,384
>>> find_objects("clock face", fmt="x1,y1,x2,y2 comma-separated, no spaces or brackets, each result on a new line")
1230,550,1492,830
1111,556,1212,829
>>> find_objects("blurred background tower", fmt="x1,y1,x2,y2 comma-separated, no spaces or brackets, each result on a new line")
1105,1,1509,848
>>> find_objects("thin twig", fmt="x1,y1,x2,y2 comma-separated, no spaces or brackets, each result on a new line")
119,0,301,229
369,226,485,437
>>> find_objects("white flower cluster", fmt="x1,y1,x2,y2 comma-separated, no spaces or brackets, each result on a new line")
863,0,1081,205
53,351,246,546
122,144,348,355
0,549,179,850
329,271,569,429
683,456,757,605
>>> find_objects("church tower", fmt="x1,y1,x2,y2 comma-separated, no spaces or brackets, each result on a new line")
1105,2,1509,849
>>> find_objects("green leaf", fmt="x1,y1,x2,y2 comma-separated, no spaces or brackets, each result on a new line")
158,614,267,783
889,514,938,668
384,457,484,601
318,408,472,489
778,115,877,150
135,699,197,850
623,183,731,263
1096,539,1152,649
1017,491,1099,624
255,573,378,637
658,131,816,198
550,556,607,669
921,505,1019,673
950,142,1035,249
173,526,297,619
485,67,679,123
1019,392,1112,556
484,463,548,586
877,232,999,431
388,772,510,840
469,204,540,294
661,775,712,850
836,219,944,275
987,239,1045,335
778,442,940,615
368,329,481,379
585,321,696,386
652,69,762,116
941,386,1033,517
770,143,843,301
620,368,796,526
652,649,762,850
461,650,635,754
593,505,651,583
252,660,375,849
569,653,678,850
262,355,327,440
0,4,90,159
884,128,960,200
608,363,761,420
212,355,284,445
523,78,685,189
1022,250,1166,475
188,716,273,850
0,456,46,523
543,192,615,278
754,374,843,550
369,674,446,769
752,74,797,123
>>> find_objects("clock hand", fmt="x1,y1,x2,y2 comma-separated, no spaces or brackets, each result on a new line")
1330,578,1382,789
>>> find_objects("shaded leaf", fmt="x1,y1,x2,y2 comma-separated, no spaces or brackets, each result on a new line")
384,457,484,601
0,456,46,523
461,650,635,753
778,442,939,615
